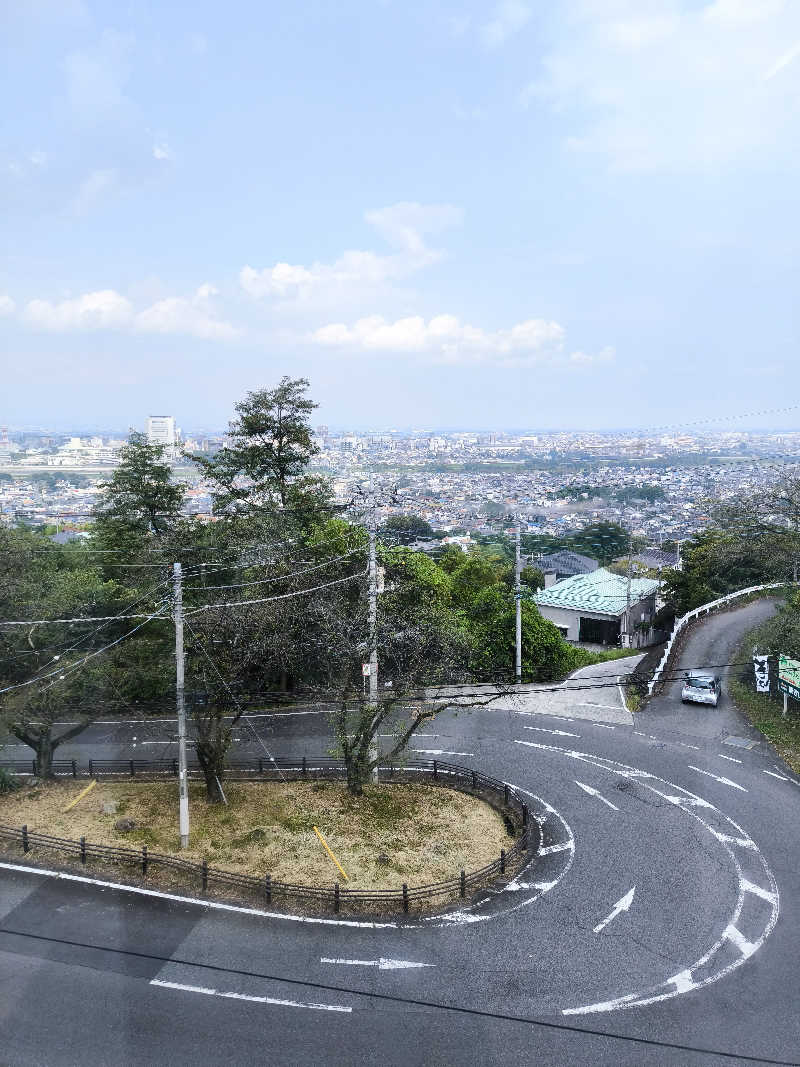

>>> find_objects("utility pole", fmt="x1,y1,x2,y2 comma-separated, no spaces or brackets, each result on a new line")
173,562,190,848
624,532,633,650
367,501,379,783
515,520,522,682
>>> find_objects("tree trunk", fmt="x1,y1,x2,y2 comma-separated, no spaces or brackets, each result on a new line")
35,732,55,779
345,755,365,796
195,744,227,803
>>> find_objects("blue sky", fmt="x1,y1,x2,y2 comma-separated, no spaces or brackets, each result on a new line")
2,0,800,431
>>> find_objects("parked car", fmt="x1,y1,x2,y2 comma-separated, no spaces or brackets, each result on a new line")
681,672,722,707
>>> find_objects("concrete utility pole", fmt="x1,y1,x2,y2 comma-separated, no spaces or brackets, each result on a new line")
367,503,380,783
624,534,633,650
515,520,523,682
172,562,190,848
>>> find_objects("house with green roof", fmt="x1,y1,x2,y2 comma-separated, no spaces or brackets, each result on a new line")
533,567,659,647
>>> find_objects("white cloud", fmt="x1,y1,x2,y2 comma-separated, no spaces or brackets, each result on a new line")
527,0,800,172
311,312,609,367
21,284,240,340
240,202,462,305
0,295,15,317
482,1,532,47
72,168,117,213
152,141,172,160
29,150,47,167
135,285,241,340
24,290,133,330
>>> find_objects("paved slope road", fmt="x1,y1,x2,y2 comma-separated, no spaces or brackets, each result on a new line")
0,599,798,1065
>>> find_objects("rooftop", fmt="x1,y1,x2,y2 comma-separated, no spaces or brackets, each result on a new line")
533,567,659,616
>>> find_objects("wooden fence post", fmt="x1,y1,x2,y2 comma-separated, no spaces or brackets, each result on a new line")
22,825,28,853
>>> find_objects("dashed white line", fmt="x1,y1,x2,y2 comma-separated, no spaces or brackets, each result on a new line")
722,924,758,959
590,723,616,730
575,781,619,811
150,978,351,1012
717,754,742,763
522,726,581,738
411,749,474,757
687,766,747,792
762,770,788,781
674,742,700,751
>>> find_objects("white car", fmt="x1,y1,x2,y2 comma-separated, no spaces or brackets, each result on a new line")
681,672,721,707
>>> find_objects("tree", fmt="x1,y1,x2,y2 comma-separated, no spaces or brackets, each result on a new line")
567,521,629,565
2,666,118,779
520,565,545,591
195,377,327,515
379,514,434,545
92,432,185,547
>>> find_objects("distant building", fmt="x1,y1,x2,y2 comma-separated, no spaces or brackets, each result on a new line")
536,550,599,586
533,567,659,647
146,416,177,452
629,548,678,571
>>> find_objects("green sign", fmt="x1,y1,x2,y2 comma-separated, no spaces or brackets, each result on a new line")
778,654,800,701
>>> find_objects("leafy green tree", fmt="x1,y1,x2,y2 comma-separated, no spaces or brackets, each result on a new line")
92,432,186,549
567,521,629,565
379,514,434,545
195,377,328,515
521,565,545,591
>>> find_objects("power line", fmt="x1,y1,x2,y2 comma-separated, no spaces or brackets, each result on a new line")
184,570,367,616
181,547,365,591
0,609,164,696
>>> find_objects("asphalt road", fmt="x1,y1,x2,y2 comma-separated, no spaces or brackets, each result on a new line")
1,599,799,1065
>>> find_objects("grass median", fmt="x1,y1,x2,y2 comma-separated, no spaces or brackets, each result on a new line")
0,778,513,891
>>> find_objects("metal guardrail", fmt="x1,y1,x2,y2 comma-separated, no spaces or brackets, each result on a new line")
0,758,538,914
647,582,788,695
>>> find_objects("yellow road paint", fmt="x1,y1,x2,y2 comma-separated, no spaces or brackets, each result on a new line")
312,825,349,881
62,779,97,813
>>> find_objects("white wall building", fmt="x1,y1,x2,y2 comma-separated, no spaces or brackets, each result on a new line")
146,416,177,451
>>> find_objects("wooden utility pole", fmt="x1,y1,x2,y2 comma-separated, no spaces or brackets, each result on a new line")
173,562,190,847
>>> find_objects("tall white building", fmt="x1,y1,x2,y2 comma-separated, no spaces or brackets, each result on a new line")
146,416,177,451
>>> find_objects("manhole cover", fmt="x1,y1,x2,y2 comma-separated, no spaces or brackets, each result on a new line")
723,735,757,749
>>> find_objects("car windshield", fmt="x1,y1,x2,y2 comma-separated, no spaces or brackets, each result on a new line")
687,677,714,689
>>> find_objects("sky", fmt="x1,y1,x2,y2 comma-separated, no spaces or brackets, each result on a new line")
2,0,800,432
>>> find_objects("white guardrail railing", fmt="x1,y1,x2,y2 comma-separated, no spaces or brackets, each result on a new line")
647,582,788,695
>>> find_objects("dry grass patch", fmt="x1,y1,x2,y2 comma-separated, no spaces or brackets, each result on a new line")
0,779,513,890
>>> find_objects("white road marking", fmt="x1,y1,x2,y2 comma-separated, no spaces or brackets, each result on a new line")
762,770,788,781
510,738,779,1017
722,924,758,959
320,957,433,971
575,781,619,811
617,678,629,713
539,841,574,855
669,970,696,993
150,978,351,1012
741,879,778,905
590,722,616,730
577,704,619,716
674,742,700,751
717,754,742,763
688,766,747,792
411,749,474,757
593,887,635,934
522,726,580,738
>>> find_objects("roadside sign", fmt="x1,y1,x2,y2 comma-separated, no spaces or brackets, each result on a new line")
362,663,371,677
753,655,770,694
778,654,800,701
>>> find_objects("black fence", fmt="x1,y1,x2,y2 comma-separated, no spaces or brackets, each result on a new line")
0,758,539,914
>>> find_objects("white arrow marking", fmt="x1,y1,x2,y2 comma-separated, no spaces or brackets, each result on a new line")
320,957,434,971
411,749,474,757
575,780,619,811
593,887,635,934
688,766,747,792
523,726,580,738
150,979,351,1012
